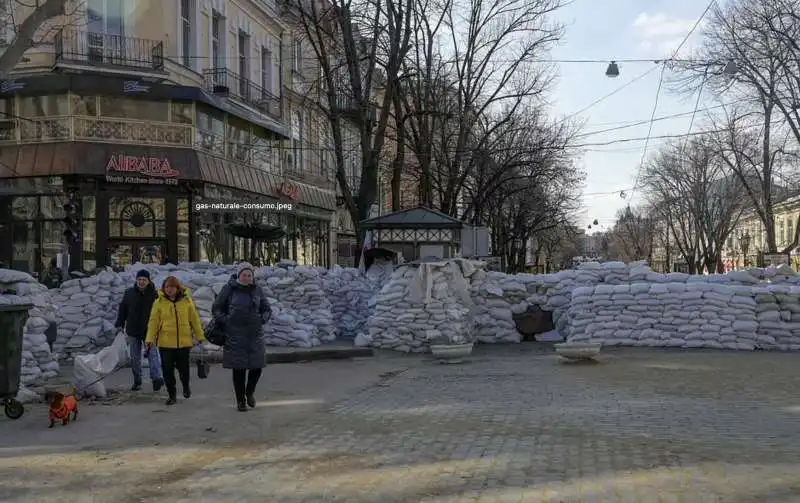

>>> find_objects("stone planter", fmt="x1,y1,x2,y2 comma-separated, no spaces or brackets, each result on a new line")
430,342,474,361
554,342,601,361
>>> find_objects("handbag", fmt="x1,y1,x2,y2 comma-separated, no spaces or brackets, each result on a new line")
205,316,227,346
196,345,210,379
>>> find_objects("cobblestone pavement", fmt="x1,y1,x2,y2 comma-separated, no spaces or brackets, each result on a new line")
2,346,800,502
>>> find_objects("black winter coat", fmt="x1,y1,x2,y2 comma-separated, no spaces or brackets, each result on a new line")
115,283,158,340
212,279,271,369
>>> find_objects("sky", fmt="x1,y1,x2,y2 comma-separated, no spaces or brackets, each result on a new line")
550,0,712,234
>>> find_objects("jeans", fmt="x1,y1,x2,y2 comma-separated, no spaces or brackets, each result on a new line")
232,369,262,403
128,336,162,385
160,347,191,398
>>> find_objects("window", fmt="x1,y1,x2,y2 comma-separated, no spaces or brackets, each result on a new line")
789,217,795,245
211,11,223,69
19,95,69,117
98,97,169,121
180,0,193,67
261,47,272,95
238,31,250,96
87,0,125,35
291,111,303,172
292,38,302,73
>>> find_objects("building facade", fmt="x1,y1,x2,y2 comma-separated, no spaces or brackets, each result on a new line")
724,195,800,270
0,0,338,274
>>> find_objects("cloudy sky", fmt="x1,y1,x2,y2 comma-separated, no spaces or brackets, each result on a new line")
550,0,710,233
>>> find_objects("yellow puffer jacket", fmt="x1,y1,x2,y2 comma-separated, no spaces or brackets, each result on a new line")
145,288,206,349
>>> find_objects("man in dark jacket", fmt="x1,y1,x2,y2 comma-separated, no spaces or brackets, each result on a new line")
115,270,163,391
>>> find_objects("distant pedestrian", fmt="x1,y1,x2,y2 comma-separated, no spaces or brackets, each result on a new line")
212,262,271,411
145,276,206,405
40,257,63,289
115,270,163,392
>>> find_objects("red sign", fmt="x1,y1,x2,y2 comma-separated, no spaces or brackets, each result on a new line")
279,182,299,200
106,154,179,178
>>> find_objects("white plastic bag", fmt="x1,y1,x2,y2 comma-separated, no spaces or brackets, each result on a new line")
73,332,130,398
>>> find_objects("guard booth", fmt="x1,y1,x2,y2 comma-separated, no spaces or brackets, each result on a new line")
360,206,464,261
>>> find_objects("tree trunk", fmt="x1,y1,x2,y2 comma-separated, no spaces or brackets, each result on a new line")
0,0,67,77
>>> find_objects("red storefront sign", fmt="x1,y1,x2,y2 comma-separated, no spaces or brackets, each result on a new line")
106,154,179,178
279,182,300,200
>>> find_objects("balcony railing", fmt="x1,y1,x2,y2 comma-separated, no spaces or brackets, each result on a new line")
54,29,165,72
203,68,281,121
0,116,288,174
328,93,377,121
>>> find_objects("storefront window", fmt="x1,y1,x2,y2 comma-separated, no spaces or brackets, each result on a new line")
82,196,96,219
171,102,194,124
18,95,69,117
71,95,98,116
252,127,279,173
83,219,96,271
11,197,37,219
109,197,167,238
177,198,189,221
11,221,35,272
99,97,169,122
177,222,190,262
40,195,68,219
41,221,64,271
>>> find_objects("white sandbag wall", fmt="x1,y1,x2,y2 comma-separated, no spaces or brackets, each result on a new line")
0,269,60,394
50,271,127,361
365,259,479,352
566,282,800,350
323,263,392,339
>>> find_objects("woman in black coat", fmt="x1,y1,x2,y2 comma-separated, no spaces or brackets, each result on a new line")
212,262,271,411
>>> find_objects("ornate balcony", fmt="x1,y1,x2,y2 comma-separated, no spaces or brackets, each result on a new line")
328,93,378,122
0,116,283,175
203,68,281,121
54,29,166,79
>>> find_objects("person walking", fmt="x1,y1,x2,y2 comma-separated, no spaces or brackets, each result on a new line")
145,276,206,405
115,270,163,392
212,262,271,411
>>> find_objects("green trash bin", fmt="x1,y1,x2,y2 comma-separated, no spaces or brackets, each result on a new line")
0,303,32,420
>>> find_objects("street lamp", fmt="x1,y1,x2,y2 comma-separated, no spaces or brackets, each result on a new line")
605,61,619,78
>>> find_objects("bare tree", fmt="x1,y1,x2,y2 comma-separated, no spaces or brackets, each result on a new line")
286,0,414,254
674,0,800,253
641,135,747,273
403,0,564,217
0,0,71,76
606,206,655,264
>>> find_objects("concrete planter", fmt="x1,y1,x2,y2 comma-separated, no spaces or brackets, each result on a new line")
430,342,474,360
554,342,602,360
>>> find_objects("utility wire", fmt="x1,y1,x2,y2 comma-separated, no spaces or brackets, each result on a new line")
628,0,717,201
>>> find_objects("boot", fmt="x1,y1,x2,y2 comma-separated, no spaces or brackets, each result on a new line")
237,400,248,412
183,382,191,399
131,381,142,391
152,378,164,392
246,393,256,408
165,393,177,406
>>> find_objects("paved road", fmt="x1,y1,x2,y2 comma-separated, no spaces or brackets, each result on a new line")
2,345,800,502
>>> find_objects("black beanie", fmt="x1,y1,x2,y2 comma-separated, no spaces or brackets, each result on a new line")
136,269,151,279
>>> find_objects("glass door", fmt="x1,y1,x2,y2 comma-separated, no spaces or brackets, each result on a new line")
108,240,165,270
87,0,126,64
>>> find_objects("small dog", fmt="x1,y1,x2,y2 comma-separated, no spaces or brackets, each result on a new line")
48,390,79,428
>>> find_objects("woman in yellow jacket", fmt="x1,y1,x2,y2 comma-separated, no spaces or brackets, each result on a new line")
145,276,206,405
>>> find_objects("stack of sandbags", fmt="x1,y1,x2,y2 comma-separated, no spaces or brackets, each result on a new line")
0,269,60,391
51,270,127,361
258,265,336,344
323,266,390,339
566,282,768,350
365,259,478,352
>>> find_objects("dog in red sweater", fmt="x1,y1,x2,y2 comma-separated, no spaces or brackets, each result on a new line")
48,390,79,428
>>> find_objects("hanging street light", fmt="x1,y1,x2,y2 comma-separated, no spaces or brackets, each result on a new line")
605,61,620,78
722,59,737,76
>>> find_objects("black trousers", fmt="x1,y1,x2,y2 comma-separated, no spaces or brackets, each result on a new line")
232,369,262,402
160,347,191,397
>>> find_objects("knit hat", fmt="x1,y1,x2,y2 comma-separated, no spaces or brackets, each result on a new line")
136,269,151,279
237,262,254,276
